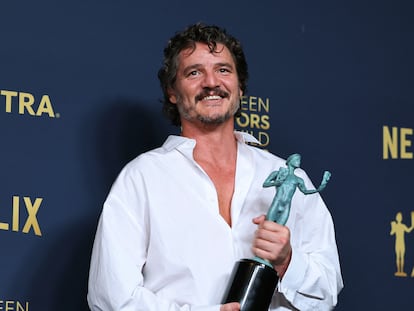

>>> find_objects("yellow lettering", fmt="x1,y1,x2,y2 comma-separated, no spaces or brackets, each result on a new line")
236,112,271,130
258,97,270,113
236,112,250,127
240,96,270,114
12,196,19,232
400,128,413,159
0,221,9,230
383,126,398,159
16,301,28,311
36,95,55,117
19,92,36,115
261,115,270,130
258,131,270,147
248,96,258,112
250,113,261,129
5,301,13,311
240,96,248,111
22,197,42,236
0,301,28,311
1,90,18,113
2,89,57,118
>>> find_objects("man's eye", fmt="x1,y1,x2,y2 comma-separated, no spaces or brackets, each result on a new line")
188,70,199,76
219,68,230,73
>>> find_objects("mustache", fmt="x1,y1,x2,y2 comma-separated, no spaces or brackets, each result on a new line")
195,87,229,102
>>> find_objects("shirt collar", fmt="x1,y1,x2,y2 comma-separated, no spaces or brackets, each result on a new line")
234,131,261,144
162,135,195,152
162,131,261,152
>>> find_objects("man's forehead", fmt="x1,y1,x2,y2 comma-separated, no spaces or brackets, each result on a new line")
180,42,230,57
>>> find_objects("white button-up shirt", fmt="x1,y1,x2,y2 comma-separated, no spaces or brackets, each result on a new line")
88,132,343,310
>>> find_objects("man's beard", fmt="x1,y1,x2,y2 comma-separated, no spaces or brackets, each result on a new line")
177,87,240,125
177,99,240,125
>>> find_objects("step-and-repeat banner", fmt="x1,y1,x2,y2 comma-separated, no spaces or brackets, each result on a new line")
1,1,413,310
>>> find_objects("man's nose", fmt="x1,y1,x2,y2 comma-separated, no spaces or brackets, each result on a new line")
201,71,220,89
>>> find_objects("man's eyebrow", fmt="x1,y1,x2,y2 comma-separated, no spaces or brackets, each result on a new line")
181,62,235,75
182,64,202,73
183,62,234,71
216,62,234,69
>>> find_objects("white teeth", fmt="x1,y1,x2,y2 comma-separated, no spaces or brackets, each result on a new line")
203,95,221,100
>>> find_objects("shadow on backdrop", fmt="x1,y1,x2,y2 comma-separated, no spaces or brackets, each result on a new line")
20,99,177,310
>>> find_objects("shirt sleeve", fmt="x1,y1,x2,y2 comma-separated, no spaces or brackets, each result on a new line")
274,190,343,311
87,166,221,311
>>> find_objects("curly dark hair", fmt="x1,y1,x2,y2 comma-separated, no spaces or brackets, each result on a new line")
158,23,249,126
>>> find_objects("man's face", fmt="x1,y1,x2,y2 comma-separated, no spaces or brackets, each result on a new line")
168,42,242,126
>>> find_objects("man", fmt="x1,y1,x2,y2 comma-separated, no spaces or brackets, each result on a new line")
87,23,343,311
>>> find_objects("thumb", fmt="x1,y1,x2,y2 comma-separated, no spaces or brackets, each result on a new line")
252,214,266,225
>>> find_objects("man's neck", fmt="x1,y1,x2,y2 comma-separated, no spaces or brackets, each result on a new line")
181,120,237,167
181,120,238,227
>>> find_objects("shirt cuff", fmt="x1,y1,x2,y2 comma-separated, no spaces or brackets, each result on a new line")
278,248,308,298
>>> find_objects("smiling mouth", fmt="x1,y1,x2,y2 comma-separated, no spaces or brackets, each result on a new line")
202,95,222,101
195,87,229,102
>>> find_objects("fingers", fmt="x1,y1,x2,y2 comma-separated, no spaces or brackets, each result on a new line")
220,302,240,311
251,216,292,270
253,224,290,260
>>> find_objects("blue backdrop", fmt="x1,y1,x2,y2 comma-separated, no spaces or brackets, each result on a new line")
1,1,413,310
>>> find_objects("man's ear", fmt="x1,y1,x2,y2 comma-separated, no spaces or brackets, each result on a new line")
168,88,177,104
239,87,243,98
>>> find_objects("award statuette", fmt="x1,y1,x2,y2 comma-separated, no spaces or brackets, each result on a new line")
222,153,331,311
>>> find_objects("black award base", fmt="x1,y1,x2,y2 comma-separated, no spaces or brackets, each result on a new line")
221,258,279,311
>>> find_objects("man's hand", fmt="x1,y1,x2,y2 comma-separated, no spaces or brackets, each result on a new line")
220,302,240,311
252,215,292,278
